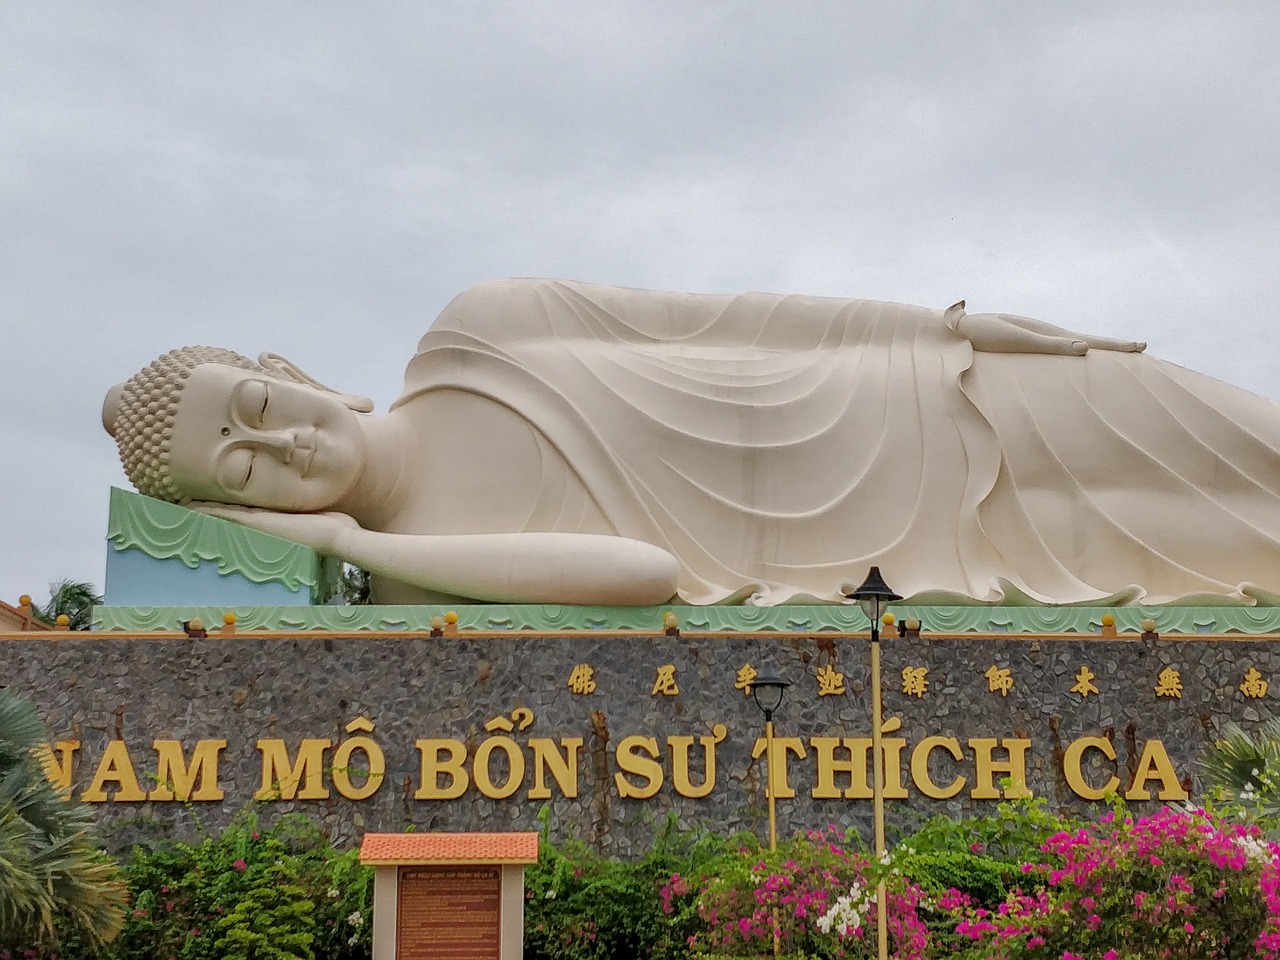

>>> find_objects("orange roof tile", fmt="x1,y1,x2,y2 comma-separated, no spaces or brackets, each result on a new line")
359,832,539,865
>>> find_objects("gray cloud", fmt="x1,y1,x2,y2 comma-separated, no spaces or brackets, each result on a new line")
2,1,1277,601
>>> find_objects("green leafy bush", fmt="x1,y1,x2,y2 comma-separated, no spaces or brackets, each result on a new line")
524,809,740,960
944,805,1280,959
102,812,370,960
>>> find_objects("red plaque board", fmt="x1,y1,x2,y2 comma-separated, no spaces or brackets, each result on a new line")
396,865,501,960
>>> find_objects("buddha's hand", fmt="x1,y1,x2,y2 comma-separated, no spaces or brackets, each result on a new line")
188,502,358,555
944,301,1147,356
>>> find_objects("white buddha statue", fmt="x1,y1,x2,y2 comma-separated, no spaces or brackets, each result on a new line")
102,279,1280,607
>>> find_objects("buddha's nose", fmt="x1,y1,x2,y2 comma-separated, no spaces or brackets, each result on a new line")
254,430,297,463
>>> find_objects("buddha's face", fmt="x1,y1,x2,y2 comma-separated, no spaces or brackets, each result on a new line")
167,363,366,511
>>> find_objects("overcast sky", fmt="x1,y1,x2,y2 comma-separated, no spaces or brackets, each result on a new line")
2,3,1278,606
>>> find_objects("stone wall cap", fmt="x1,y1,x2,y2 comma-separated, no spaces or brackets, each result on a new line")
359,831,539,865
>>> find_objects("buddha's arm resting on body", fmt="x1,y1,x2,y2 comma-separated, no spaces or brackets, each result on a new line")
945,303,1145,355
189,503,680,605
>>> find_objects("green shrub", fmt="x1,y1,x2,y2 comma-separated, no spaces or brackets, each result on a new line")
101,812,371,960
524,809,740,960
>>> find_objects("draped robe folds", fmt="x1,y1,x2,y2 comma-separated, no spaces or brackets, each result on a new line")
395,279,1280,606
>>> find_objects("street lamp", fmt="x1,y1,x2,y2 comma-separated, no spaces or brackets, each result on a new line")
845,566,901,960
747,671,790,957
747,672,790,852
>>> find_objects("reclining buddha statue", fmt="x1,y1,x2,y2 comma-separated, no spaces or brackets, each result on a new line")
102,279,1280,607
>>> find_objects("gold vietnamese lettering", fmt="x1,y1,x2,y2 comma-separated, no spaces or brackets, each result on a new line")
37,740,80,797
750,735,808,799
909,736,966,799
413,738,469,800
614,735,663,798
1062,736,1120,800
1124,739,1188,801
810,736,908,800
473,736,524,799
255,738,331,801
526,737,582,799
669,724,727,799
968,737,1032,800
80,740,147,803
331,717,385,801
150,739,227,802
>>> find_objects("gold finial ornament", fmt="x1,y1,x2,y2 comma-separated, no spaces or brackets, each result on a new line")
55,614,69,627
223,611,237,625
18,594,31,607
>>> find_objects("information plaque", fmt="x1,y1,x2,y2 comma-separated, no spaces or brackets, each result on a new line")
396,865,501,960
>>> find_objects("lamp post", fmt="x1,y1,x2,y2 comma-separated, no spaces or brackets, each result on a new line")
747,672,790,957
845,566,901,960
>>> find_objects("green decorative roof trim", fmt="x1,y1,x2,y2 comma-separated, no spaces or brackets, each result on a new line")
92,603,1280,634
106,487,330,593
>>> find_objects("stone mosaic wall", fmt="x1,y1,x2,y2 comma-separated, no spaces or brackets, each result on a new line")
3,632,1278,855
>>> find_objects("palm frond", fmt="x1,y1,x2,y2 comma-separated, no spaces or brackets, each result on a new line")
0,689,126,948
37,579,103,630
1201,719,1280,794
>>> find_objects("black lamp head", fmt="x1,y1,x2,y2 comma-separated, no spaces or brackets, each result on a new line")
748,672,790,719
845,565,903,625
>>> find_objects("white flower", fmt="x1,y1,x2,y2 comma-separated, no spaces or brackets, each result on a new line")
347,910,364,927
348,935,359,947
544,889,556,899
1236,833,1273,864
816,883,865,937
327,888,340,899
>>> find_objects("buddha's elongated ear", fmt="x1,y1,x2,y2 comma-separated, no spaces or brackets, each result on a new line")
943,300,966,332
103,383,124,436
258,353,375,412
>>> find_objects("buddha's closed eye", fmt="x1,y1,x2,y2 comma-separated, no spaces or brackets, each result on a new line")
216,449,256,491
233,379,270,428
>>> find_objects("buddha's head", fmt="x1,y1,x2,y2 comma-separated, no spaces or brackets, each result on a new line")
103,346,373,511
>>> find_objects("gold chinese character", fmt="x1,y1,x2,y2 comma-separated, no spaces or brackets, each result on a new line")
985,665,1014,697
1071,666,1099,697
901,666,929,698
566,664,597,695
816,663,845,696
1154,667,1182,699
651,664,679,696
735,663,758,696
1241,667,1269,699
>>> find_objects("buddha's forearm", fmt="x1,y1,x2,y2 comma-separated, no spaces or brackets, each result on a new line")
331,528,680,605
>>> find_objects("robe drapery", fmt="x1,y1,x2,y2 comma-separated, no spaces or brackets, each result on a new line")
396,279,1280,605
